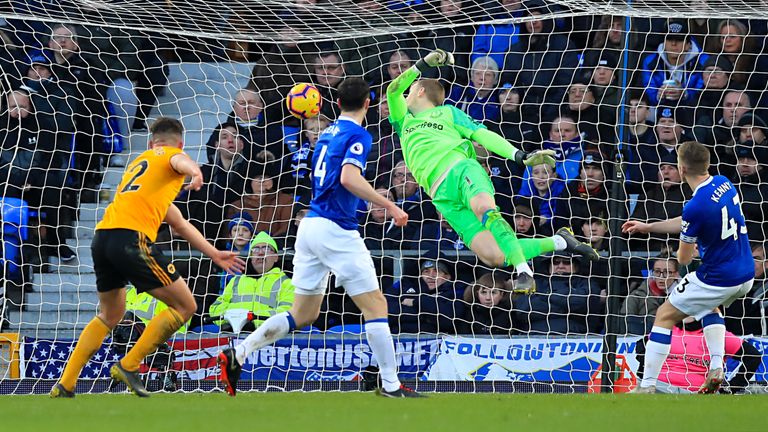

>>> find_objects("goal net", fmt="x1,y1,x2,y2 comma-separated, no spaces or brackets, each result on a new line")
1,0,767,394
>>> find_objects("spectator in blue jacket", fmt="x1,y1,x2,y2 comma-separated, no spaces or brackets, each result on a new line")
638,19,709,107
446,56,501,123
516,163,565,236
513,253,596,335
386,250,466,334
470,0,524,68
518,115,584,197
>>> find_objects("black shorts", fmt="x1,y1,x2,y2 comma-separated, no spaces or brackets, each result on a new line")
91,229,180,293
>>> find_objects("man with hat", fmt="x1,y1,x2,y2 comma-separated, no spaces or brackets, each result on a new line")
736,109,768,148
693,55,733,121
208,232,295,332
584,50,621,110
733,142,768,241
639,19,709,107
553,151,609,232
386,249,466,334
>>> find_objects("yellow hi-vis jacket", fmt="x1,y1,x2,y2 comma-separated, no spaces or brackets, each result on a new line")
125,287,190,333
209,268,295,327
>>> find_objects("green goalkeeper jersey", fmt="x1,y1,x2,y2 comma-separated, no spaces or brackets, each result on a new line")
387,69,487,195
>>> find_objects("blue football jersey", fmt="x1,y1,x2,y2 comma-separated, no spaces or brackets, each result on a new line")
306,116,372,230
680,175,755,286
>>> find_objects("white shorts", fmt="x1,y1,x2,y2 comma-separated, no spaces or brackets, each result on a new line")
291,216,379,297
668,272,754,320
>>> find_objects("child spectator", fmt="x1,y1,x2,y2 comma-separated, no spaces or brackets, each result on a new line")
461,272,515,336
581,217,609,253
517,162,565,235
281,114,329,201
225,214,255,254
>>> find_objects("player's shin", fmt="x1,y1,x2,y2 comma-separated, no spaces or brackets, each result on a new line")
120,307,185,371
59,317,112,391
641,326,673,388
235,311,296,365
365,318,401,392
702,312,726,370
480,209,529,273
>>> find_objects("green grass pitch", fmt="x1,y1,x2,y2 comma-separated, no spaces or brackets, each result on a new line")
2,393,764,432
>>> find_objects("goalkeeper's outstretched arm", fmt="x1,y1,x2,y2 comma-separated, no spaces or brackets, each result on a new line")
386,49,455,125
472,128,557,168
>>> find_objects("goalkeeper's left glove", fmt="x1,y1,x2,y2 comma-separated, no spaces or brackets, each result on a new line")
514,149,557,168
415,49,455,73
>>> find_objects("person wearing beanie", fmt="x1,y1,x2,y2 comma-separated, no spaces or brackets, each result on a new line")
226,214,255,254
208,231,295,332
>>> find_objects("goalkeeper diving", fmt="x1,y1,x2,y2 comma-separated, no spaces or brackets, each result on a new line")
386,49,598,292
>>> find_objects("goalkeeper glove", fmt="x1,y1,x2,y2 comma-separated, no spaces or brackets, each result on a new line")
514,149,557,168
415,49,455,73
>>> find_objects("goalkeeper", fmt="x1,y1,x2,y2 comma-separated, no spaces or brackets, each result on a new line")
386,49,598,292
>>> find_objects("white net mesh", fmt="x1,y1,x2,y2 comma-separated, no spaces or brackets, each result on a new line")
0,0,767,393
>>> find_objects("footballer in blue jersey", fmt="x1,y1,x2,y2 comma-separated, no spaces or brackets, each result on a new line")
219,78,420,398
306,116,372,230
623,141,755,394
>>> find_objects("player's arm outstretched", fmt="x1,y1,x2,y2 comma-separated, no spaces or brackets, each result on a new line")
340,164,408,226
170,152,204,191
385,49,454,124
165,203,246,274
622,216,695,264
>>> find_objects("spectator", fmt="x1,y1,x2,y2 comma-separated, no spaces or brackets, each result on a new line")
690,55,733,123
693,89,751,149
313,51,346,119
620,252,680,335
502,6,580,123
736,109,768,149
488,83,541,152
630,152,693,251
361,188,404,253
208,232,295,332
417,213,467,253
512,204,537,238
473,144,516,211
39,23,109,202
517,163,565,235
733,143,768,242
724,242,767,336
624,93,659,190
518,114,585,197
207,88,285,165
223,214,255,254
635,317,764,394
585,51,622,114
386,250,466,334
390,161,437,248
635,106,689,186
0,88,76,263
470,0,524,68
226,162,294,239
371,48,416,99
182,123,248,240
639,19,708,107
552,151,610,232
581,217,610,253
446,56,501,123
708,20,764,91
461,272,515,335
590,15,628,58
282,114,329,202
366,94,402,187
563,78,615,148
514,253,596,335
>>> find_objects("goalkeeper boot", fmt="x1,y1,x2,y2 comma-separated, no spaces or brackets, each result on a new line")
218,348,241,397
556,227,600,262
698,368,724,394
378,384,426,398
49,382,75,398
110,362,150,397
514,272,536,295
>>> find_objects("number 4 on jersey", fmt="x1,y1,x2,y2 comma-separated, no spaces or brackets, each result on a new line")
314,145,328,186
721,195,747,240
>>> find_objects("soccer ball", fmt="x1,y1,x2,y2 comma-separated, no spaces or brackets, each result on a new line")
286,83,322,119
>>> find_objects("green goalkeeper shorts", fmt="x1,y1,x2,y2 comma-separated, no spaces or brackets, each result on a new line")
431,158,496,246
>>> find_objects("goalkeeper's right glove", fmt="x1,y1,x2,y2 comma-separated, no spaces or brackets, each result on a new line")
415,49,455,73
514,149,557,168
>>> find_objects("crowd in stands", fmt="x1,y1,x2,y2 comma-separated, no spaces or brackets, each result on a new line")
2,0,768,338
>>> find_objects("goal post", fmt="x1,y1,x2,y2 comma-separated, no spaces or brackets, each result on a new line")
1,0,767,393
